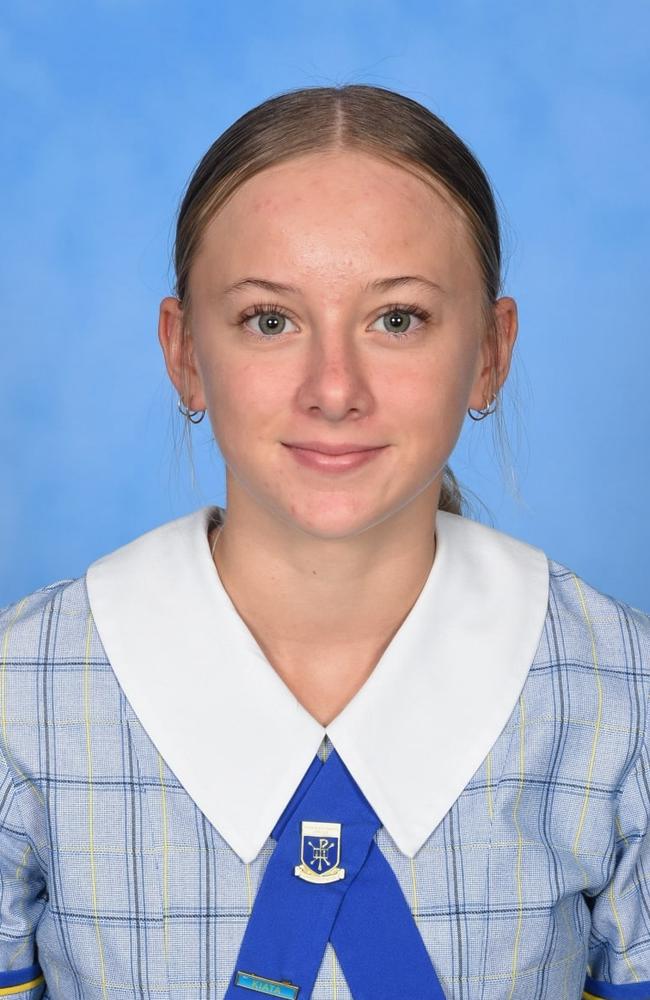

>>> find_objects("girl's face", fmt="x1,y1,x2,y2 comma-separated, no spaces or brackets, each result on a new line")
159,149,517,539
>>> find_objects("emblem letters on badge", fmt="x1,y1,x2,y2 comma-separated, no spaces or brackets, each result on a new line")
294,820,346,883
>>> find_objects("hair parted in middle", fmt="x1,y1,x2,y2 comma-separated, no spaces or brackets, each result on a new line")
172,84,510,516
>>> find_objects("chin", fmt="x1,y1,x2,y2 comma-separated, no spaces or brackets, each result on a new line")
273,494,397,540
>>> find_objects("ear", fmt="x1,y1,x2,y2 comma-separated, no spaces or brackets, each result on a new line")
157,297,207,411
468,296,518,410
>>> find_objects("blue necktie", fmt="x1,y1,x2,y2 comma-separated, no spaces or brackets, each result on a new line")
225,746,446,999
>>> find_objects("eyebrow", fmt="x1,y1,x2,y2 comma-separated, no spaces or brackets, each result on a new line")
222,275,445,297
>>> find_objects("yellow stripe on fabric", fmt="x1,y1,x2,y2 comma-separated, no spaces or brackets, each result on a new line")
0,599,45,808
582,993,602,1000
84,611,109,1000
507,695,526,1000
0,976,45,995
245,863,253,915
571,575,603,860
616,814,629,847
157,753,170,960
608,876,641,982
485,750,494,821
9,844,33,970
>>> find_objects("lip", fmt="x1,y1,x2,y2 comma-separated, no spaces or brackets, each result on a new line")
282,442,388,473
282,441,386,455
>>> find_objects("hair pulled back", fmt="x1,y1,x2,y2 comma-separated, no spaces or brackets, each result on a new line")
173,84,505,515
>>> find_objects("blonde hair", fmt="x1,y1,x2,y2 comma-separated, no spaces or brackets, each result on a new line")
172,84,509,515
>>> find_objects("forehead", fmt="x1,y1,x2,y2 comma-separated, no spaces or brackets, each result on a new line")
193,150,480,295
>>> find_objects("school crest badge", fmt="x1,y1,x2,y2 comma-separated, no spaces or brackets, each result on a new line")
294,820,346,883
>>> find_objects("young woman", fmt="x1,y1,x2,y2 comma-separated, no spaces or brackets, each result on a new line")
1,84,648,1000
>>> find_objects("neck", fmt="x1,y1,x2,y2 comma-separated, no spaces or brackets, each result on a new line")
209,484,440,654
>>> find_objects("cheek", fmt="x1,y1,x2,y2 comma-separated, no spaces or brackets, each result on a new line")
204,358,289,440
386,353,473,433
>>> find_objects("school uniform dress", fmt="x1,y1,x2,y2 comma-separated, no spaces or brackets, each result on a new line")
1,505,649,1000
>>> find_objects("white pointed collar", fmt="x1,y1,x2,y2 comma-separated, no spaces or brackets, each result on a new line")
85,505,549,864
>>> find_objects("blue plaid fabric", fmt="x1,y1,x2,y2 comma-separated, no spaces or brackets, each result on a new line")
1,554,649,999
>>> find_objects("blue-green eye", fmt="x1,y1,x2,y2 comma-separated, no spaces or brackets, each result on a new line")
370,303,430,338
242,307,298,338
378,309,415,334
238,300,430,342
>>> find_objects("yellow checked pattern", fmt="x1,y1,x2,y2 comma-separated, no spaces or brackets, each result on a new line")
1,561,650,998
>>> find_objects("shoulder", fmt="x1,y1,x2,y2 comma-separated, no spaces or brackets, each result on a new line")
544,556,650,670
0,574,91,654
0,574,107,735
455,508,650,670
527,557,650,785
454,511,650,692
456,514,650,767
0,572,129,822
0,506,218,689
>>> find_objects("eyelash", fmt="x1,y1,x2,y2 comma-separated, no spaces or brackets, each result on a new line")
237,301,431,342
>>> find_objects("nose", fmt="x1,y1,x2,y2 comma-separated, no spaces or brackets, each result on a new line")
294,322,375,422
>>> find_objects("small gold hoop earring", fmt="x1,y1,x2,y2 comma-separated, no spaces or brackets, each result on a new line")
467,394,497,422
178,395,206,424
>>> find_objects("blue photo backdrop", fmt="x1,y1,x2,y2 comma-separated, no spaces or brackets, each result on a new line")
1,1,648,610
